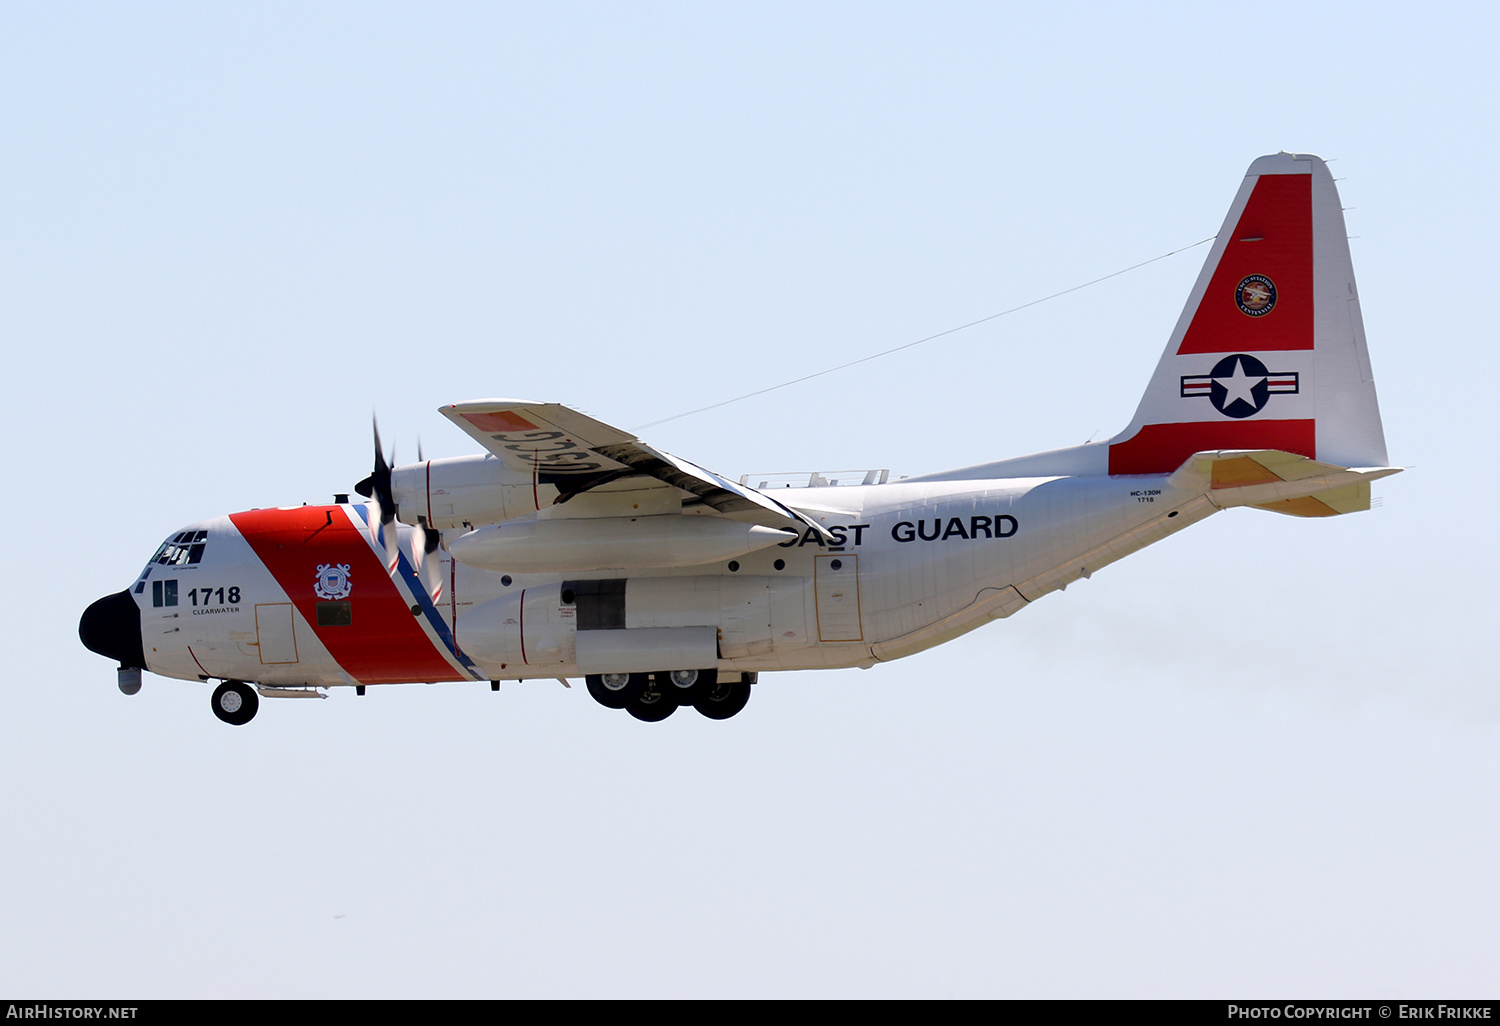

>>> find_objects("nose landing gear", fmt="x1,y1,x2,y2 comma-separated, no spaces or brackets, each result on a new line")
211,681,259,726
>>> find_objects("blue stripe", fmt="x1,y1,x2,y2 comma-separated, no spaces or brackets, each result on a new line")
352,505,482,680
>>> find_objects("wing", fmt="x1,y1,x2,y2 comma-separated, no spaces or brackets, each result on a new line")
440,399,835,543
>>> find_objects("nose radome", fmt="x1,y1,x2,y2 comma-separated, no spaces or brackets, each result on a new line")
79,590,147,669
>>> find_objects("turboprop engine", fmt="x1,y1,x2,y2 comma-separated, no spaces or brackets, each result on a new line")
447,515,798,573
388,454,555,529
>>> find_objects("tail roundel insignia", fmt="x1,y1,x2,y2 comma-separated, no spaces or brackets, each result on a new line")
1107,152,1388,476
1179,355,1300,419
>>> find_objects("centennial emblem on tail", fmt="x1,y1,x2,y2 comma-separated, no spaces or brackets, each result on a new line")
1180,354,1300,419
1235,274,1277,316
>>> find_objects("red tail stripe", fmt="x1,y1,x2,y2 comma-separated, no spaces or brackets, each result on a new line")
1109,420,1315,476
1178,173,1314,355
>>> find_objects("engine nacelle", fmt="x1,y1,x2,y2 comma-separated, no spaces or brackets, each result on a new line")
447,515,797,573
389,454,554,529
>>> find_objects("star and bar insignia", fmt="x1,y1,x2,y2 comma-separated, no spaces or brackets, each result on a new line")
1181,354,1299,419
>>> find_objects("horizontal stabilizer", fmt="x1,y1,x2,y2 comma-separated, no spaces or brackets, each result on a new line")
1168,449,1401,515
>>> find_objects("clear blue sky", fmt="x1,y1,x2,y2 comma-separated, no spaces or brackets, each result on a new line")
2,1,1495,996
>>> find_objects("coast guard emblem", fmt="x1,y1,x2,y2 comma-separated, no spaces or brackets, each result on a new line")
314,563,353,600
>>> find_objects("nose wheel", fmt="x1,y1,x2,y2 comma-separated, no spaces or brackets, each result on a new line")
211,681,259,726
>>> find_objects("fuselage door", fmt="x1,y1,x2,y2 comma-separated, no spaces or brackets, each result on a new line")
814,555,863,643
255,603,300,664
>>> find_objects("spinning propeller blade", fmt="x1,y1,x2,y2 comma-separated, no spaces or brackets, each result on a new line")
412,516,444,602
354,417,400,573
408,437,443,600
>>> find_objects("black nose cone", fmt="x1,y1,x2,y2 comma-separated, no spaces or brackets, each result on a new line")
80,590,147,669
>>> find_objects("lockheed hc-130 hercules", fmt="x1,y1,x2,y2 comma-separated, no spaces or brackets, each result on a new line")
80,153,1398,725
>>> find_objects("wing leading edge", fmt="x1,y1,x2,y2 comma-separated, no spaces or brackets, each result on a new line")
440,400,836,543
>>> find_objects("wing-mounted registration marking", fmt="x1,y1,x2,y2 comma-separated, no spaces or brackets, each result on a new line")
444,401,630,478
441,400,836,544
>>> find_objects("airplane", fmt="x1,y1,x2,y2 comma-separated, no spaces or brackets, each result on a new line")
79,152,1399,725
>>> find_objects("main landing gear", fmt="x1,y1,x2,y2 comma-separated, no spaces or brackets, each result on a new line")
584,671,753,722
585,672,649,709
211,681,259,726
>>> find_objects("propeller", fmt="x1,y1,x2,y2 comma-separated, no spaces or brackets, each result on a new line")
411,516,443,602
409,438,444,602
354,417,401,573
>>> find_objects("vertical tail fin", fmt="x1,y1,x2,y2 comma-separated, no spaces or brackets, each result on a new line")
1108,153,1388,475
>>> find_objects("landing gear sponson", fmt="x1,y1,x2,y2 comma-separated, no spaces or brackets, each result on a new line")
586,670,754,722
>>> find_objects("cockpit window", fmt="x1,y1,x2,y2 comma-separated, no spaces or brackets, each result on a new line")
151,530,208,566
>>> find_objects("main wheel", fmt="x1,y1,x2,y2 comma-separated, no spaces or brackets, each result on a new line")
694,679,751,720
625,681,678,722
662,667,716,703
211,681,259,726
586,672,648,709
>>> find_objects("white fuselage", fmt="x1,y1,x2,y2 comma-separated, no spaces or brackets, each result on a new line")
130,468,1212,688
